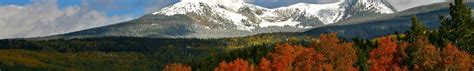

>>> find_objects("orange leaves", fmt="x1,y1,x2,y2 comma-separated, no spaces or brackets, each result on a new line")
316,33,341,46
368,36,473,70
368,37,407,71
268,43,305,71
410,37,440,70
214,33,358,71
163,63,192,71
212,42,330,71
311,33,358,71
161,33,474,71
269,43,328,71
258,57,271,71
440,43,472,70
214,58,255,71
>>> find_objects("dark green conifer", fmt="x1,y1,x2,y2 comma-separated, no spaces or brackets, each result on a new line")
408,16,428,42
438,0,473,53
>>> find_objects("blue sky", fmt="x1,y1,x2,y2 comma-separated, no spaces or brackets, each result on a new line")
0,0,178,18
0,0,32,5
0,0,333,18
0,0,287,18
0,0,445,19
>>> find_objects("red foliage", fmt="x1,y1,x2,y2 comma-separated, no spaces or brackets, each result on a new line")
258,57,271,71
163,63,192,71
159,32,474,71
268,43,305,71
213,33,358,71
310,33,358,71
411,37,440,70
368,37,408,71
265,42,338,71
440,43,472,70
214,58,255,71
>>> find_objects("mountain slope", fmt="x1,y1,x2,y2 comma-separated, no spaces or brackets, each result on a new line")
55,0,396,38
304,2,473,39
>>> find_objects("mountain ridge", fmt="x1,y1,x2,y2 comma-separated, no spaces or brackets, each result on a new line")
304,2,474,39
152,0,396,30
51,0,402,39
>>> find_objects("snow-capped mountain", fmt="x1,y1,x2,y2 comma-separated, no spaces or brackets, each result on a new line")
152,0,396,31
56,0,398,38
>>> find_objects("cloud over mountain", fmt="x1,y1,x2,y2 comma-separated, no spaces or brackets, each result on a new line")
0,0,133,39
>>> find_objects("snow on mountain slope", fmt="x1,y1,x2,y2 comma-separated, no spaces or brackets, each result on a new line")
153,0,254,30
154,0,247,16
352,0,395,14
271,2,345,24
53,0,402,39
152,0,396,31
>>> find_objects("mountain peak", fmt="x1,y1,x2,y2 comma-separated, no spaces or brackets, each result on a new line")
153,0,247,16
347,0,396,13
181,0,245,4
58,0,415,38
151,0,397,31
180,0,247,9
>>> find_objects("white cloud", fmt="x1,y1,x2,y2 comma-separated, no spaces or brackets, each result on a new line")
0,0,134,39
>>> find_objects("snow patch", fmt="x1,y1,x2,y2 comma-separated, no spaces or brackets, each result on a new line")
181,0,244,4
153,2,206,15
356,0,395,14
154,0,246,15
272,1,345,24
152,0,396,31
259,19,301,28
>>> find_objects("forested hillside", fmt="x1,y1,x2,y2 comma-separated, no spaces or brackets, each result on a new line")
0,0,473,71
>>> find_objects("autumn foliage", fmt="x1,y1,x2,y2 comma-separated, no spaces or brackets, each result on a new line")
309,33,358,71
257,57,271,71
410,37,441,70
439,43,472,70
165,33,473,71
266,43,307,71
213,33,358,71
214,58,255,71
368,37,408,71
163,63,192,71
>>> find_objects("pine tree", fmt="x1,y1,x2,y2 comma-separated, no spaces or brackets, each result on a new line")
408,16,428,42
438,0,474,53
